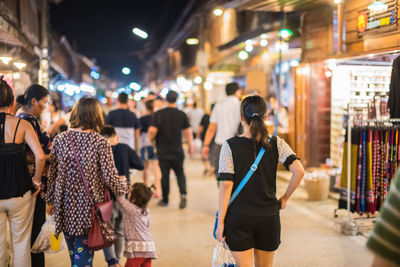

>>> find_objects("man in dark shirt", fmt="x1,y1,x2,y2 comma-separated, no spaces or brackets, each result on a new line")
148,90,194,209
100,125,144,266
105,92,141,151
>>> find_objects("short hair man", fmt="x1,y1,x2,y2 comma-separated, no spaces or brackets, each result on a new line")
105,92,141,151
202,82,242,177
148,90,194,209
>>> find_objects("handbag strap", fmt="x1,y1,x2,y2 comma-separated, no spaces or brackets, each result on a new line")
67,132,92,198
228,146,265,206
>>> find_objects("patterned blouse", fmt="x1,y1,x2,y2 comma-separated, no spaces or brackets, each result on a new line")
46,130,128,236
118,196,157,259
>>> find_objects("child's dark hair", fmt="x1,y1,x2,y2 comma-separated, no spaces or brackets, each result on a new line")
101,125,117,138
240,95,269,148
129,183,155,214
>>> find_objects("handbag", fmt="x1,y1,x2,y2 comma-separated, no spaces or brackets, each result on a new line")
213,147,265,239
67,132,115,250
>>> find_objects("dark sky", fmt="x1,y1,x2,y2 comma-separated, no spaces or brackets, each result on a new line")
50,0,189,85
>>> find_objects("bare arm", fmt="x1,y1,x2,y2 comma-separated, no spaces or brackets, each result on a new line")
279,160,304,209
23,121,45,195
372,255,398,267
201,122,217,158
196,125,204,140
148,126,158,143
216,180,233,242
47,118,65,135
134,128,140,152
184,127,194,155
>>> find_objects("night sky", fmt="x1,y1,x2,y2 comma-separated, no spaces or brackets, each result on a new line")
50,0,189,85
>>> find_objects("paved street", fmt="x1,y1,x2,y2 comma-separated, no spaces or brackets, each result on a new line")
46,157,373,267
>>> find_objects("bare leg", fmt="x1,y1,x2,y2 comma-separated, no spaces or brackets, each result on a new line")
254,249,274,267
151,160,162,197
142,161,150,185
231,249,254,267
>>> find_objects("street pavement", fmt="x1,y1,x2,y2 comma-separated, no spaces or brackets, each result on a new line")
46,157,374,267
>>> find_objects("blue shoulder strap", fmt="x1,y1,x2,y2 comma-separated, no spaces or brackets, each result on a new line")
228,147,265,206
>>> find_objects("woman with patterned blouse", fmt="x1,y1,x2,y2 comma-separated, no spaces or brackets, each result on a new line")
215,95,304,267
46,97,128,267
16,84,50,267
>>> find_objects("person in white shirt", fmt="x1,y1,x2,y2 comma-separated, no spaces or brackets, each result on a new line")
202,82,242,177
186,102,204,139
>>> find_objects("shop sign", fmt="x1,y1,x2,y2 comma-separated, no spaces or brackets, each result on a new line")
357,0,398,37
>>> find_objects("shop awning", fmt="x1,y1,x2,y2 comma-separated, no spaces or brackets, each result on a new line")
238,0,332,12
218,23,277,51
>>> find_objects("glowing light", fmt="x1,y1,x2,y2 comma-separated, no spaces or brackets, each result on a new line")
238,50,249,60
194,76,202,84
112,92,119,99
13,62,26,69
129,82,141,91
0,57,12,65
160,88,169,98
57,85,64,91
260,39,268,47
325,70,332,78
90,71,100,80
186,38,199,45
278,29,293,39
12,72,21,79
262,52,269,60
122,67,131,75
327,59,336,70
80,84,96,95
204,81,213,91
213,8,223,16
334,0,342,3
260,33,268,39
290,59,300,67
245,44,253,52
133,94,141,101
132,27,148,39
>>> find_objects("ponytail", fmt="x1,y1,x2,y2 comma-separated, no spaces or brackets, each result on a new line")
17,84,49,107
240,95,270,148
249,114,269,148
16,94,26,105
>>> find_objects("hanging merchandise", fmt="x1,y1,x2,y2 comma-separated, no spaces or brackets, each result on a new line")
339,119,400,214
388,55,400,118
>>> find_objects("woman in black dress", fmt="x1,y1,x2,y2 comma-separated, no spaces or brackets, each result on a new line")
16,84,50,267
215,95,304,267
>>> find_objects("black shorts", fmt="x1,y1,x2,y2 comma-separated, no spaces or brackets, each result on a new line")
225,213,281,252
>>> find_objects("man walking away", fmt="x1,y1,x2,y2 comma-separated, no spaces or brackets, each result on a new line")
202,82,242,177
148,91,194,209
106,93,140,151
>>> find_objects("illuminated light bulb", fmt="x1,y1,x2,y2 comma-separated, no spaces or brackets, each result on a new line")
186,38,199,45
260,39,268,47
260,34,268,39
290,59,300,67
132,28,148,39
122,67,131,75
213,8,223,16
204,81,213,91
245,44,253,52
194,76,202,84
129,82,141,91
278,29,293,39
13,62,26,69
325,70,332,78
238,50,249,60
0,57,12,65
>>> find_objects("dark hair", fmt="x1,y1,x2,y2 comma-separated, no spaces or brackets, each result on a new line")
50,99,62,112
69,97,104,132
226,82,239,96
193,102,197,108
145,100,154,113
118,92,128,104
16,84,49,107
166,90,178,103
129,183,154,214
241,95,269,148
148,92,155,96
101,125,116,138
0,76,14,108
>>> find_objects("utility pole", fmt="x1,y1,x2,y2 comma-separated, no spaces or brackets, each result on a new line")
38,0,49,87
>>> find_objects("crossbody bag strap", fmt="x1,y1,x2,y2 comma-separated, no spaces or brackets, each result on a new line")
228,146,266,206
67,132,92,198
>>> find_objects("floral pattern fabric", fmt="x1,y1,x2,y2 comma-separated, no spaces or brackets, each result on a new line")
46,130,128,236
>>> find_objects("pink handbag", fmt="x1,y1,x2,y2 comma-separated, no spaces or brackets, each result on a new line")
67,132,115,250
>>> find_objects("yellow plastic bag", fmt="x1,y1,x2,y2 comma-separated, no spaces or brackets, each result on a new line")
31,216,65,253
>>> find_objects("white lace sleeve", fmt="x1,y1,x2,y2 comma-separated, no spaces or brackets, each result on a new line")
277,136,296,164
218,141,234,174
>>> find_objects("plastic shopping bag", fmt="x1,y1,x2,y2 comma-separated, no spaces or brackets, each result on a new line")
212,241,237,267
31,216,65,253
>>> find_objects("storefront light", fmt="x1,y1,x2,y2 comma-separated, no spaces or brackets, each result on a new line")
186,38,199,45
0,57,12,65
334,0,341,4
13,62,26,70
204,81,213,91
245,44,253,52
129,82,141,91
260,39,268,47
12,72,21,80
327,59,336,70
278,29,293,40
238,50,249,60
260,33,268,39
290,59,300,67
325,70,332,78
194,76,202,84
213,8,223,16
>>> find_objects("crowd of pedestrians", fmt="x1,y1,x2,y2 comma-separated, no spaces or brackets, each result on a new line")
1,73,399,267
